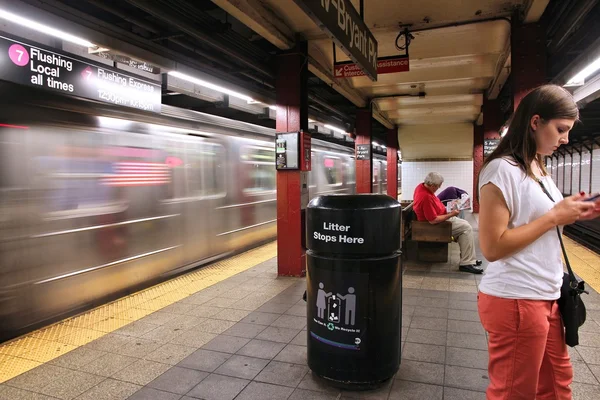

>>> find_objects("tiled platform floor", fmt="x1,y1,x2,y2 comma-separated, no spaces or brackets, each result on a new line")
2,222,600,399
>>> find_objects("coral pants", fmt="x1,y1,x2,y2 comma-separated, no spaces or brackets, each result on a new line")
477,292,573,400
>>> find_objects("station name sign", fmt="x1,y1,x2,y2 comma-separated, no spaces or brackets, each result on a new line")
335,55,409,78
292,0,378,81
0,34,161,113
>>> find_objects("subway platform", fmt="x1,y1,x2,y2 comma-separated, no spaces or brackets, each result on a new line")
1,218,600,399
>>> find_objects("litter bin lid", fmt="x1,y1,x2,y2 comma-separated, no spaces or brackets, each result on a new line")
306,194,401,255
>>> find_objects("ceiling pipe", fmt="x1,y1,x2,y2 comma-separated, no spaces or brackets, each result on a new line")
85,0,275,89
124,0,273,78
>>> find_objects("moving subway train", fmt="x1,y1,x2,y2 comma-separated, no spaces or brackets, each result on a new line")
0,84,397,341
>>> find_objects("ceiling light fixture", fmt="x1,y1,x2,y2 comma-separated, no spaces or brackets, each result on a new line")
565,55,600,87
324,124,348,135
0,8,95,47
168,71,255,102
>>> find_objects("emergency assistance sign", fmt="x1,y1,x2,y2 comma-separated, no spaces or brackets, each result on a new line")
335,56,410,78
292,0,378,81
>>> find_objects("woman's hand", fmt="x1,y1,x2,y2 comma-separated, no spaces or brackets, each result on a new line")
579,197,600,221
549,194,596,225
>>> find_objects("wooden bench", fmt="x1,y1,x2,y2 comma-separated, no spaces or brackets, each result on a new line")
402,202,453,263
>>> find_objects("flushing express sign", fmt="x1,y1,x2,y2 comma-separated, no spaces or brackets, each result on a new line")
293,0,378,81
0,34,161,112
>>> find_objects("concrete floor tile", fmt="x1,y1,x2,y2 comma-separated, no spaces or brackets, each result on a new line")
177,349,230,372
297,372,341,394
139,326,184,343
214,355,269,380
114,321,160,338
389,380,443,400
75,378,140,400
49,347,106,369
578,346,600,365
128,387,182,400
6,364,70,392
147,366,208,395
446,332,487,350
445,347,488,370
186,373,249,400
447,309,481,322
444,365,489,392
140,312,178,326
402,343,445,364
39,370,104,400
285,305,307,317
184,306,223,318
571,382,600,400
447,299,479,311
235,381,294,400
192,319,236,335
572,361,600,385
443,387,486,400
80,353,137,377
255,326,301,343
111,359,171,386
270,315,307,330
447,320,486,335
396,360,444,385
413,306,449,319
212,308,251,322
113,338,162,358
289,388,339,400
409,317,447,331
222,322,266,339
170,331,216,348
202,336,250,354
256,302,293,314
236,339,286,360
405,328,446,346
239,312,281,326
273,344,306,365
86,333,133,353
290,331,307,347
144,343,197,365
0,385,58,400
254,360,308,387
203,297,238,308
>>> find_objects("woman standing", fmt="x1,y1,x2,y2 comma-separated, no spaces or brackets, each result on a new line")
477,84,600,399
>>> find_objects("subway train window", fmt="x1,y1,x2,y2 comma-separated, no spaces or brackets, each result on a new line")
324,156,342,186
309,152,317,189
242,145,276,195
199,142,226,197
346,158,356,185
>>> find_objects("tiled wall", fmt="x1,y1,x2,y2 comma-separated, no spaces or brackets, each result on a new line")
401,161,474,202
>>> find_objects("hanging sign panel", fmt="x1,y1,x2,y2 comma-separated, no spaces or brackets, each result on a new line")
292,0,378,81
335,55,409,78
0,34,162,113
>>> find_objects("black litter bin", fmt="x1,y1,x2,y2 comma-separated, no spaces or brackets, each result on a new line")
306,194,402,389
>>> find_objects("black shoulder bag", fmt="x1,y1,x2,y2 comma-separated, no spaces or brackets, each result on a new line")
537,178,588,347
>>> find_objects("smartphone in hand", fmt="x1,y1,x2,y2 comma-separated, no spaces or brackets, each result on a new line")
584,193,600,202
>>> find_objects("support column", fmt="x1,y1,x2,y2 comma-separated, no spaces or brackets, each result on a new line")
276,42,308,277
512,20,547,110
386,127,398,199
472,98,503,213
355,108,373,193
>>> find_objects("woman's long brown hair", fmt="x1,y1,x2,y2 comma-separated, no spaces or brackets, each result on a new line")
481,84,579,179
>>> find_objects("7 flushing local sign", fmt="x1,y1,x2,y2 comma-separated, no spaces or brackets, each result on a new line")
0,34,161,113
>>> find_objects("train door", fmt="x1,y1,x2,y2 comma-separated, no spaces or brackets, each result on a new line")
182,139,227,264
200,140,227,257
373,161,381,193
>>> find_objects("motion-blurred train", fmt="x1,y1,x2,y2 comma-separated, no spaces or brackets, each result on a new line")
0,83,399,341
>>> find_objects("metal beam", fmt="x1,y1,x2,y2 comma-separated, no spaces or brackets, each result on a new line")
125,0,273,78
211,0,294,50
307,55,366,108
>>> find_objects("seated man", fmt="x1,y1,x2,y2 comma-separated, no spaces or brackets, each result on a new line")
413,172,482,274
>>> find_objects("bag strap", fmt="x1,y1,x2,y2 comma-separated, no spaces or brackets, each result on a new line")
535,178,579,288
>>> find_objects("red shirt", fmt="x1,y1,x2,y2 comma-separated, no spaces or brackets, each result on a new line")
413,183,446,222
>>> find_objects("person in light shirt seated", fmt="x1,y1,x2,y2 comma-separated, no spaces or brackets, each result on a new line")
412,172,483,274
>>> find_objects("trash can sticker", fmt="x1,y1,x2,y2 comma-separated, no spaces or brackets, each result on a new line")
308,270,368,354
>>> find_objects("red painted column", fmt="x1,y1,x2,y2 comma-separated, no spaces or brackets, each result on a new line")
472,98,503,213
512,20,547,110
355,108,372,193
386,127,398,199
276,42,308,277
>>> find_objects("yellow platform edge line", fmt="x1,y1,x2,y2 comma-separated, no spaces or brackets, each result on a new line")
0,241,277,383
563,236,600,293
